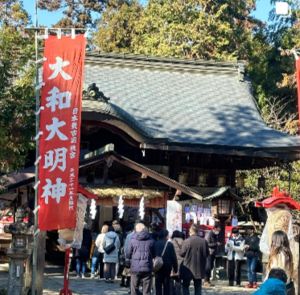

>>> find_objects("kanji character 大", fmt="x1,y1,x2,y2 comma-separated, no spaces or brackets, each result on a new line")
46,87,71,112
44,147,67,172
42,178,67,204
45,117,68,141
48,57,72,80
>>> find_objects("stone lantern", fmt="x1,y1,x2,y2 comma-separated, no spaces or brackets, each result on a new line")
4,207,33,295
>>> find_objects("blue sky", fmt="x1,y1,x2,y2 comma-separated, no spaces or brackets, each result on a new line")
23,0,274,27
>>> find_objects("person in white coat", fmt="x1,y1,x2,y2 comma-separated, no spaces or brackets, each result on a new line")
94,224,109,279
225,227,245,286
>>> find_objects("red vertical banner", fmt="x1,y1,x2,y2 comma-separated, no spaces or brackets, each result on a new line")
38,35,86,231
296,59,300,129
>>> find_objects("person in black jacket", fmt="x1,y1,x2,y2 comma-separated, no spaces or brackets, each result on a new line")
154,229,178,295
171,230,185,295
180,224,209,295
244,226,260,289
74,226,92,278
204,224,221,287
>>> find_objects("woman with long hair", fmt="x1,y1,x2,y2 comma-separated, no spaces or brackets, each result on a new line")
267,230,294,295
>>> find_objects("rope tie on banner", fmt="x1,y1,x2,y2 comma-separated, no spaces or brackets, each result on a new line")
33,205,40,215
71,28,76,39
35,57,47,64
34,131,43,141
35,82,45,90
37,35,47,40
34,156,41,166
34,229,40,236
57,28,62,39
33,180,40,190
36,28,50,40
44,28,49,39
26,27,88,40
35,106,44,116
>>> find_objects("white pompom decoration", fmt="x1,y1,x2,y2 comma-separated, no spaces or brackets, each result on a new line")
139,197,145,220
118,195,124,219
90,199,97,220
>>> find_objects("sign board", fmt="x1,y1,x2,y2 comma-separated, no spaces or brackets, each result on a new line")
166,200,182,237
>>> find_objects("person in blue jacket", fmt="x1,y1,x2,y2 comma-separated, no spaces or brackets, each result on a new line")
253,268,287,295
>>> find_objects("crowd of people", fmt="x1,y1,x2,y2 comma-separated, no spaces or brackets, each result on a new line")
71,220,295,295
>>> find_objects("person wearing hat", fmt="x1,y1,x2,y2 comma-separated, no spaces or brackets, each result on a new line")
225,227,245,286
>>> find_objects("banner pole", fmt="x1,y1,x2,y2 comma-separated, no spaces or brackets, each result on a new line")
59,248,72,295
32,0,40,293
294,51,300,134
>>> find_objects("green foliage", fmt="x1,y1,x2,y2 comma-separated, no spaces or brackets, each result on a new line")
237,160,300,220
0,0,30,27
95,0,260,61
37,0,107,28
247,2,300,112
94,1,142,53
0,3,35,173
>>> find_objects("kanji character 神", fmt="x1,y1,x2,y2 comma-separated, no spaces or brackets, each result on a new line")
48,56,72,80
42,178,67,204
46,87,71,112
45,117,68,141
44,147,67,172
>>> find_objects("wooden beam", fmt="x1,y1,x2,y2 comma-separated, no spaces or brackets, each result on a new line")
112,174,141,184
110,154,203,201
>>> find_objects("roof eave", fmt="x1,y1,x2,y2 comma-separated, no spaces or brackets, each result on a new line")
139,142,300,161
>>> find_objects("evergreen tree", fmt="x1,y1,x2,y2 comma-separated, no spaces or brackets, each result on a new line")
247,1,300,114
0,1,35,172
37,0,108,28
94,0,142,52
94,0,261,61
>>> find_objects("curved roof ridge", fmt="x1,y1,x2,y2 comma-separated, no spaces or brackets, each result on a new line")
82,99,161,140
86,52,243,75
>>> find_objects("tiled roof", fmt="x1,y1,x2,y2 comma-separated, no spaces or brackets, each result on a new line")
83,53,300,150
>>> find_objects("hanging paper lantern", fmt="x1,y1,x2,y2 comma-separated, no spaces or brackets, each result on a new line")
90,199,97,220
118,195,124,219
139,197,145,220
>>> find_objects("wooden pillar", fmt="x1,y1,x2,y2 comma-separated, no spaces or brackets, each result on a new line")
36,231,46,295
168,152,181,180
99,206,113,228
